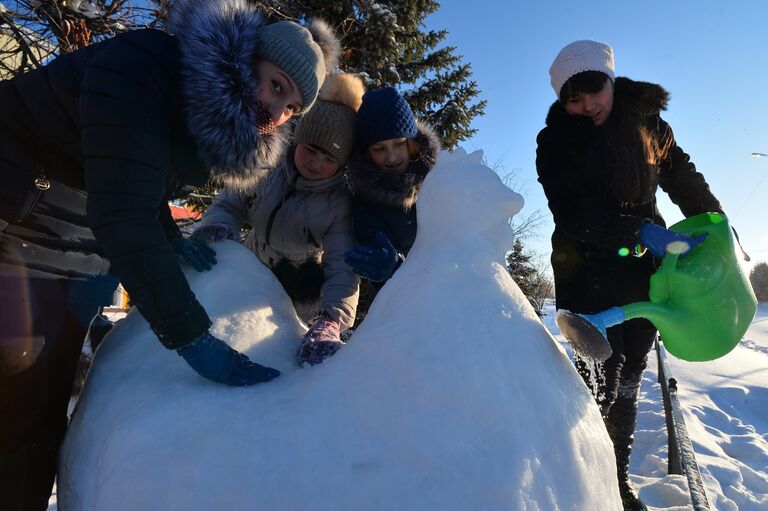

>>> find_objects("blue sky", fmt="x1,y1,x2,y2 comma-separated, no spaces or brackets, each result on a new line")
425,0,768,274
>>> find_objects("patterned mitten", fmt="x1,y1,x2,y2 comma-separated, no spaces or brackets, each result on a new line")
297,318,343,367
192,222,238,242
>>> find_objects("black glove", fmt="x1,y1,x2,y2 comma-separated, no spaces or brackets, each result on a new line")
169,237,217,272
344,232,402,282
177,332,280,386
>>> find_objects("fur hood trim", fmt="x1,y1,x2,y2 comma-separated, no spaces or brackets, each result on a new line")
346,120,441,210
545,76,670,128
168,0,288,192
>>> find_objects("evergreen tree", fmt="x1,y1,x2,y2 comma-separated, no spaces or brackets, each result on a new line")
251,0,486,149
750,262,768,303
3,1,484,146
1,0,167,78
506,239,537,304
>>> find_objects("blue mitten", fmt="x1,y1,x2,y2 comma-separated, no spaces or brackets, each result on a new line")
177,332,280,386
169,237,217,272
638,222,708,259
344,232,402,282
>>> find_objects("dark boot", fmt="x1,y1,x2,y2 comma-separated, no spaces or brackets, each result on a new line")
604,374,647,511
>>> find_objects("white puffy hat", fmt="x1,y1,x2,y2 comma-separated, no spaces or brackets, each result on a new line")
549,40,614,98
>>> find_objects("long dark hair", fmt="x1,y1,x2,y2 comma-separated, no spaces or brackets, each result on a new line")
560,71,672,205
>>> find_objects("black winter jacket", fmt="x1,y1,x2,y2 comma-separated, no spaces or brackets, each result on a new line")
536,77,723,313
347,121,441,263
0,2,287,348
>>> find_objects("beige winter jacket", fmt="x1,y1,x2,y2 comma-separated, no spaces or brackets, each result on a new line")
199,153,359,330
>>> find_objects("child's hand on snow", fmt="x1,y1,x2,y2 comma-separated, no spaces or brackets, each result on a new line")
191,222,238,243
297,317,343,367
344,231,402,282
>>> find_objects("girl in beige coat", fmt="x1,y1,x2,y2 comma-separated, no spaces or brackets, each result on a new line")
195,74,364,365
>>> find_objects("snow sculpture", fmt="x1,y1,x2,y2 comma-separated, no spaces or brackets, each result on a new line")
59,149,621,510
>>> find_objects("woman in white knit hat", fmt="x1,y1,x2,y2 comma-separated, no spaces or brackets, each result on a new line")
194,73,366,367
536,40,725,510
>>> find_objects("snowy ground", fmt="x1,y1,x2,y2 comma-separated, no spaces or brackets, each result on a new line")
541,301,768,511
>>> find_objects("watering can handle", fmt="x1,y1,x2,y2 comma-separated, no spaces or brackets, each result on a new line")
650,251,680,304
731,226,751,262
661,251,680,273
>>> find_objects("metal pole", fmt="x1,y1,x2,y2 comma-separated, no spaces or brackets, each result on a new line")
656,339,711,510
656,338,680,473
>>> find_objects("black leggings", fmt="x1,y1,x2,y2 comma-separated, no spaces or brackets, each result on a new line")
0,274,116,511
575,317,657,415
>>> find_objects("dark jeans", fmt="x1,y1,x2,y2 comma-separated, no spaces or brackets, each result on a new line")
0,273,116,511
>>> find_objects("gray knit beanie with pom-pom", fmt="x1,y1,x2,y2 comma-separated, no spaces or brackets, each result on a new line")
255,19,341,112
294,73,365,165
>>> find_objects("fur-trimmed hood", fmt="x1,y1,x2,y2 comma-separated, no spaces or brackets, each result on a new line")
545,76,670,129
346,120,441,210
168,0,288,192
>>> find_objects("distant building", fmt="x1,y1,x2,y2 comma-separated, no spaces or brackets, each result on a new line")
1,5,56,79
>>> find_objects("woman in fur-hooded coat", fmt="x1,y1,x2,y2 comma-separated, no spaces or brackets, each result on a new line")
537,40,723,511
0,0,339,507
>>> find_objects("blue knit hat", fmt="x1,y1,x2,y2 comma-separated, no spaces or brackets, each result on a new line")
355,87,418,149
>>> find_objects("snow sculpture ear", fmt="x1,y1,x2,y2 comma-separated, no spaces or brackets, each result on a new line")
416,148,524,250
467,149,485,164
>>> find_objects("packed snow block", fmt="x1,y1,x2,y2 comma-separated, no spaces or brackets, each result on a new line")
59,149,621,510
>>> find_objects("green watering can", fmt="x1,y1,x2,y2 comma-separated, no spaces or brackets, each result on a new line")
557,213,758,362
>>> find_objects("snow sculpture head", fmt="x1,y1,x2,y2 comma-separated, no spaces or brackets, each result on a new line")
416,148,524,255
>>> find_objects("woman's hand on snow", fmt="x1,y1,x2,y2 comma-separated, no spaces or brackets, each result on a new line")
177,332,280,386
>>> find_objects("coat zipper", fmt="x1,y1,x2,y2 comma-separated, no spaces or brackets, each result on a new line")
265,176,298,247
16,165,50,223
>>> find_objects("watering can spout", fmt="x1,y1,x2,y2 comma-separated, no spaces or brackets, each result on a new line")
622,302,686,336
556,303,687,362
